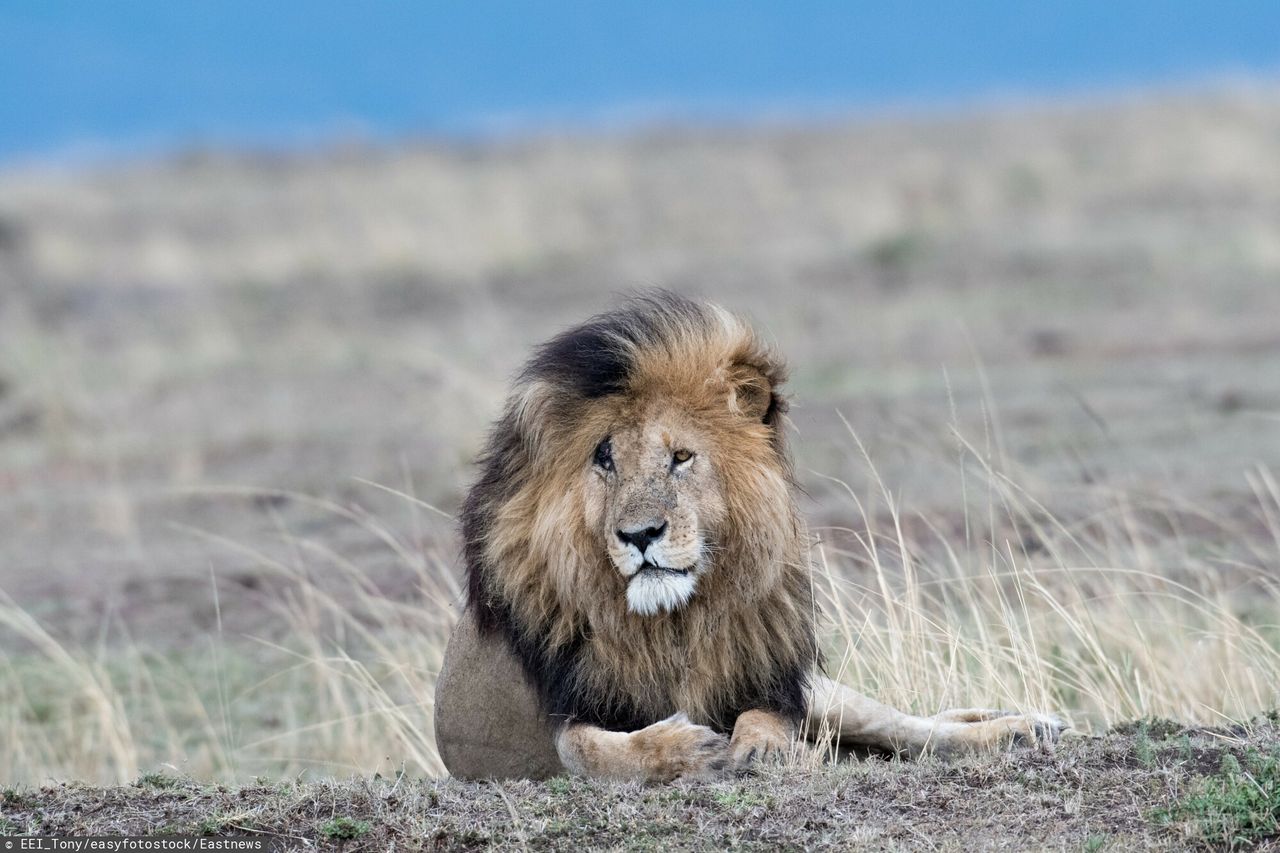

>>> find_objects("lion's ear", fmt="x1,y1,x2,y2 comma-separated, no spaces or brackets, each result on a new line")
510,378,563,458
727,363,784,425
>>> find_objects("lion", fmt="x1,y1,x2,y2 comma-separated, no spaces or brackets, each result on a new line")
434,292,1064,782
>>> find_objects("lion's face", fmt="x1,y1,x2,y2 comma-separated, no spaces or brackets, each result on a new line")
582,405,728,616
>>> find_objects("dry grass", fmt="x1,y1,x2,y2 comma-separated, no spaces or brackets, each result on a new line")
2,431,1278,784
0,483,463,783
814,432,1280,729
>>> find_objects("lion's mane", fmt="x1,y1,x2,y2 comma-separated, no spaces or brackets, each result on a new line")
461,292,817,733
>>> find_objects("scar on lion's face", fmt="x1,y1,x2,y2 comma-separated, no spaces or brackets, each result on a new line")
582,404,728,616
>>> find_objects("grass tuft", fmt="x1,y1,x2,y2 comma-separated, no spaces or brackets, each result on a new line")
318,816,372,841
1134,731,1158,769
2,786,31,806
134,771,183,790
195,814,235,835
1109,718,1184,740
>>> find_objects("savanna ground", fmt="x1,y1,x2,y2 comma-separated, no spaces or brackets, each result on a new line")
3,86,1280,849
5,719,1280,850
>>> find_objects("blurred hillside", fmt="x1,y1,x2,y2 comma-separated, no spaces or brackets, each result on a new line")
1,87,1279,639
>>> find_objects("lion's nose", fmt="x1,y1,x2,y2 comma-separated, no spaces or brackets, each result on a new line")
616,521,668,554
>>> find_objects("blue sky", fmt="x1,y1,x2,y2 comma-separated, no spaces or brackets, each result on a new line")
1,1,1278,163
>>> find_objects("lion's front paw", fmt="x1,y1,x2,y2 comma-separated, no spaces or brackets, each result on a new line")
933,710,1067,756
631,713,730,782
729,709,792,772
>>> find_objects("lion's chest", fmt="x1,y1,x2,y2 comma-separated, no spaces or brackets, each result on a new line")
579,621,757,730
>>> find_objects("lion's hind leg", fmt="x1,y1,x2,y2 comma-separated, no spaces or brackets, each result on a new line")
930,710,1066,753
556,713,731,782
931,708,1017,723
806,675,1066,759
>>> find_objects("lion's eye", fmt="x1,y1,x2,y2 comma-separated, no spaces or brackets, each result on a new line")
593,438,614,472
672,448,694,466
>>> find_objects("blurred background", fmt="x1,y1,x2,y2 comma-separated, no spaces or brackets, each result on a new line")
2,2,1280,784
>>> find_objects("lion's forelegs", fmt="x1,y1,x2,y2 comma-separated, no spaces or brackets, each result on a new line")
805,674,1063,757
555,713,731,782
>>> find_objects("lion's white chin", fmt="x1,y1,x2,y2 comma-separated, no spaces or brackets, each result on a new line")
626,571,697,616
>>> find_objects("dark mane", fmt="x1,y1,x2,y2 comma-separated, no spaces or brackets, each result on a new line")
521,290,713,399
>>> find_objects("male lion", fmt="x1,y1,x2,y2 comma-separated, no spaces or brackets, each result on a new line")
435,292,1064,782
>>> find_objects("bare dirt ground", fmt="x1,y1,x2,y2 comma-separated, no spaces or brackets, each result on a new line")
3,86,1280,848
5,721,1280,850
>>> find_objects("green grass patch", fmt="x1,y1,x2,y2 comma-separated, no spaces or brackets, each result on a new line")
543,776,575,796
1109,717,1184,740
3,786,33,807
1157,749,1280,848
710,787,773,811
134,772,183,790
195,814,235,835
1134,731,1157,768
319,816,372,841
1081,834,1108,852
